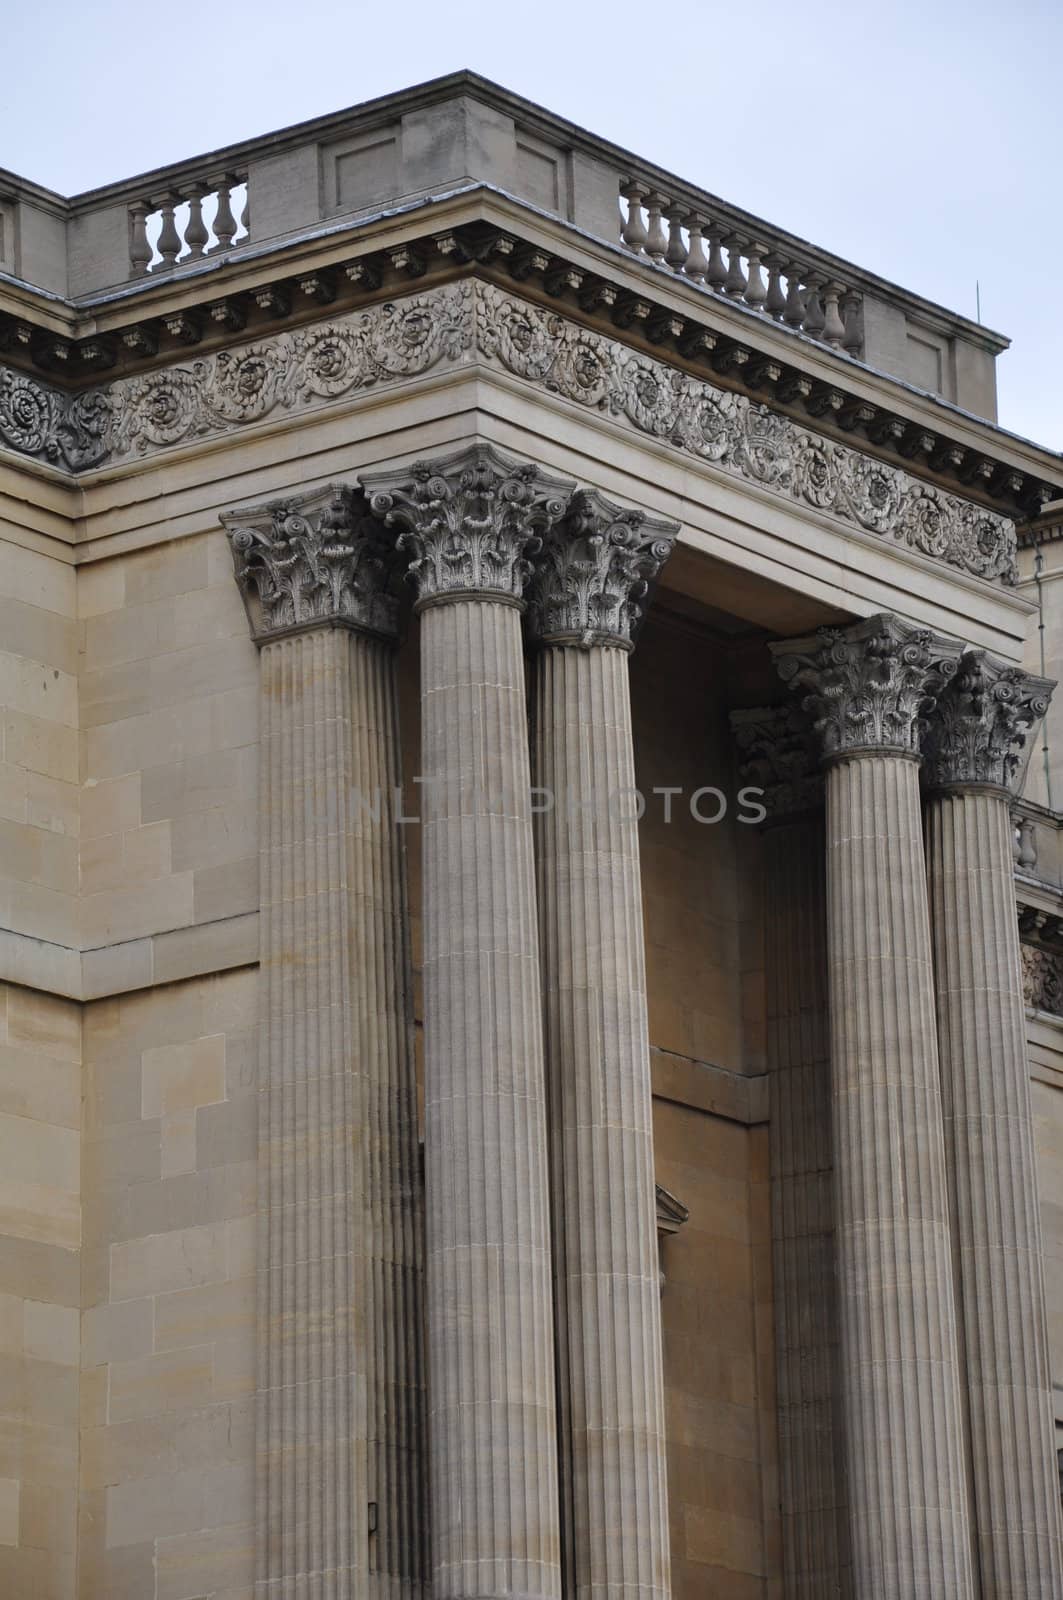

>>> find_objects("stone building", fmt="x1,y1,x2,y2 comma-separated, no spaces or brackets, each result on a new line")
1,69,1063,1600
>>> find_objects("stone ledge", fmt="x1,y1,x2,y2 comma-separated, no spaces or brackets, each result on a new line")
651,1046,768,1125
0,912,259,1001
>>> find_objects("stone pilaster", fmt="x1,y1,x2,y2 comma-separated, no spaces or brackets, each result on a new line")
772,614,976,1600
526,490,676,1600
923,650,1063,1597
731,707,848,1600
364,445,573,1600
223,487,426,1600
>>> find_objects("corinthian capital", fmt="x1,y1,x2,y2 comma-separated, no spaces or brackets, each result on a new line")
361,444,574,607
770,613,960,759
730,705,823,817
525,488,678,649
922,650,1054,793
221,484,401,643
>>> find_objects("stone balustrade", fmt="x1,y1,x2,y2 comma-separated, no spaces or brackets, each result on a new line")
129,173,249,274
0,75,1003,410
619,180,864,357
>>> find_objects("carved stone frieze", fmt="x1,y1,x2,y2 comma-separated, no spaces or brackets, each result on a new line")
0,280,1016,587
1022,944,1063,1015
0,285,473,472
730,704,824,815
221,483,402,642
771,613,960,759
362,443,574,606
525,488,678,648
922,651,1054,793
475,283,1017,585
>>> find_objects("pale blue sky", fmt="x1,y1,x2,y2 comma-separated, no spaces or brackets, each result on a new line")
3,0,1060,452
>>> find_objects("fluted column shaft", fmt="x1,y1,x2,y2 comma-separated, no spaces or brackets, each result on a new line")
763,817,849,1599
534,642,670,1600
225,485,426,1600
419,596,561,1600
926,785,1063,1595
825,751,974,1599
356,648,427,1600
256,627,372,1599
773,615,976,1600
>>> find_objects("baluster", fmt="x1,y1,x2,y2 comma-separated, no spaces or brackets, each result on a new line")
802,272,826,338
620,181,649,253
664,205,688,272
1019,817,1039,873
724,236,748,298
744,242,768,311
129,201,153,276
842,290,863,355
706,225,728,291
155,193,182,270
683,214,709,282
821,281,846,347
238,181,250,240
764,252,787,319
184,182,209,259
783,263,806,326
644,193,668,263
212,177,238,253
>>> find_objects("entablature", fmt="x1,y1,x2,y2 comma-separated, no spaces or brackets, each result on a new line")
1,193,1060,532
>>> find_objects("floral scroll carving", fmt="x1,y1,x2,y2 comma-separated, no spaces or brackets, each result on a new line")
0,280,1017,588
475,284,1016,585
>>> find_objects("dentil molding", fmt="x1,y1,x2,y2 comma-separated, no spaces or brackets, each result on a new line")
0,280,1016,585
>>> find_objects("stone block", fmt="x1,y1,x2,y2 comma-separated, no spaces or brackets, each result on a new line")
80,871,195,948
0,1042,80,1129
82,1298,154,1369
154,1277,254,1353
81,774,142,840
195,1094,255,1170
124,538,209,607
18,1480,75,1551
192,856,259,923
141,1034,226,1119
108,1346,214,1424
155,1517,254,1600
106,1466,204,1548
0,1476,18,1546
22,1300,78,1366
110,1221,229,1301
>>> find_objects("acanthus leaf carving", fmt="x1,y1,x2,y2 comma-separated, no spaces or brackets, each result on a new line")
922,651,1054,792
221,483,402,642
361,443,574,606
1022,943,1063,1015
770,613,961,759
730,704,823,816
525,488,678,648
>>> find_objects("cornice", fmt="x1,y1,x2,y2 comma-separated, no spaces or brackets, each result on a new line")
0,199,1058,517
0,278,1018,586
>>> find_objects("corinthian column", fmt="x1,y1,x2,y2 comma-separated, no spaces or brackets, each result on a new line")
923,651,1063,1597
224,488,425,1600
772,615,976,1600
364,445,573,1600
525,491,677,1600
731,707,848,1600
